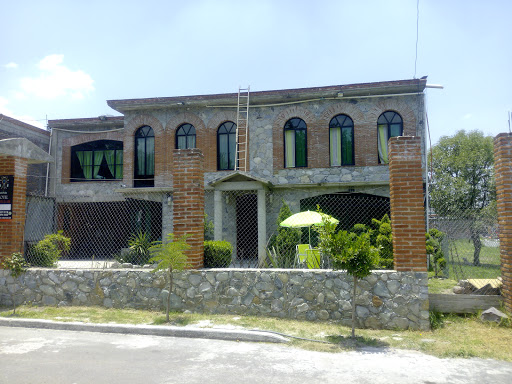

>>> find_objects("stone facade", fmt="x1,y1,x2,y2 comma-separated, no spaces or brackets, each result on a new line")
44,79,428,265
0,268,429,330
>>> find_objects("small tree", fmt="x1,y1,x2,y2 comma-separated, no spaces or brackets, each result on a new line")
429,130,495,266
1,252,29,314
149,233,191,322
267,200,301,268
317,219,379,338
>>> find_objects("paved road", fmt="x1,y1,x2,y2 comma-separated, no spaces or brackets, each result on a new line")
1,326,512,384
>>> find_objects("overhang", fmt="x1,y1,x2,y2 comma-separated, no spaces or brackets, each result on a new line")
0,138,53,164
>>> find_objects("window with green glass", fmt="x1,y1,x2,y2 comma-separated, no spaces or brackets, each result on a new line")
329,114,354,166
70,140,123,181
217,121,236,170
377,111,403,164
134,126,155,187
284,118,307,168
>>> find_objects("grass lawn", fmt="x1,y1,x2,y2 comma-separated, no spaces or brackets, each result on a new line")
433,239,502,281
1,305,511,361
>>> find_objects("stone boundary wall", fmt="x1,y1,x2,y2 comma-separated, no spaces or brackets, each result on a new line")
0,269,429,330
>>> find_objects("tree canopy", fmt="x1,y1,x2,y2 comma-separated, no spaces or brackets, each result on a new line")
429,130,495,265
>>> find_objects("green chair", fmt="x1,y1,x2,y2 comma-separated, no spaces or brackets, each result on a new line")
295,244,311,267
305,248,321,269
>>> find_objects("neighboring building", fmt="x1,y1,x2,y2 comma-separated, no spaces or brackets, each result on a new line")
0,114,50,194
46,78,428,265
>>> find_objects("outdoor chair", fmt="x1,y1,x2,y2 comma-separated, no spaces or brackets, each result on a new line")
295,244,311,268
305,248,321,269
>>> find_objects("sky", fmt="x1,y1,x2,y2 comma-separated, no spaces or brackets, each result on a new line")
1,0,511,146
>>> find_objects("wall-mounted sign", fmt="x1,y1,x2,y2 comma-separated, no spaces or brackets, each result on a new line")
0,175,14,221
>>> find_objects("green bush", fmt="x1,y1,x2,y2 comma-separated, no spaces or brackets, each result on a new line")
426,228,446,277
267,200,301,268
115,231,155,265
204,240,233,268
26,231,71,267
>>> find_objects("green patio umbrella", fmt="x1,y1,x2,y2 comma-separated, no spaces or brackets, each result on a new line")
279,210,339,244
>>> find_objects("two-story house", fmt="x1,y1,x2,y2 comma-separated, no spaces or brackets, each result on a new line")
46,77,427,266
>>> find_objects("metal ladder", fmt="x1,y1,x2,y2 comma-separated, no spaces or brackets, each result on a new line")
235,86,250,172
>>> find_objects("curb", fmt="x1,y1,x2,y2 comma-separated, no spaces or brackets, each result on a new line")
0,317,289,344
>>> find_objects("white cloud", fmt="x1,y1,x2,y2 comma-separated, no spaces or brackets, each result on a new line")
4,62,18,69
0,97,45,129
20,54,94,100
463,113,473,120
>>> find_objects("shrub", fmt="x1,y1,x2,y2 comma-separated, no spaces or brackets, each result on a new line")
26,231,71,267
426,228,446,277
267,200,301,268
116,231,155,265
204,240,233,268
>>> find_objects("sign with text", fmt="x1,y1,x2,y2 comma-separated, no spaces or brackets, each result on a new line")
0,175,14,220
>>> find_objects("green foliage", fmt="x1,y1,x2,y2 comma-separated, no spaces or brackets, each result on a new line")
317,215,379,338
429,130,496,265
204,240,233,268
426,228,446,277
371,215,393,269
27,231,71,267
116,231,155,265
2,252,29,279
149,233,191,273
349,215,393,269
324,230,379,280
149,233,191,322
429,311,446,330
1,252,29,314
267,200,301,268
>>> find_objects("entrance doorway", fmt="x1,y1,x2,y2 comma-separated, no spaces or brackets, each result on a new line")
236,193,258,266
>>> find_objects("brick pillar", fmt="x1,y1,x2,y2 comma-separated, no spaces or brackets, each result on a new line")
0,155,28,263
494,133,512,312
172,149,204,269
388,136,427,272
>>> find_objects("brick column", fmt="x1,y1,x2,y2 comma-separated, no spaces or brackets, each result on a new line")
172,149,204,269
388,136,427,272
494,133,512,312
0,155,28,263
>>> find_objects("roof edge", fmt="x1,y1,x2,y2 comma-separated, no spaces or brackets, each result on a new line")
107,77,428,112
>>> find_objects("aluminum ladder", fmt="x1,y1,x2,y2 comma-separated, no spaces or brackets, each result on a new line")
235,86,250,172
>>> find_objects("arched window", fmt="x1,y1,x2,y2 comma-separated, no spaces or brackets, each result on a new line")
217,121,236,170
284,118,307,168
134,125,155,187
70,140,123,181
176,123,196,149
377,111,403,164
329,114,354,166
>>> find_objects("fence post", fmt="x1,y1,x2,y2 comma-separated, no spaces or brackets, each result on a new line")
494,133,512,312
172,149,205,269
388,136,427,272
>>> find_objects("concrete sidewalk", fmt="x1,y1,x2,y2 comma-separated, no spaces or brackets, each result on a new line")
0,316,289,344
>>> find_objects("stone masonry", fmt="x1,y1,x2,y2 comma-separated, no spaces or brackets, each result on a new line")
0,268,429,330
